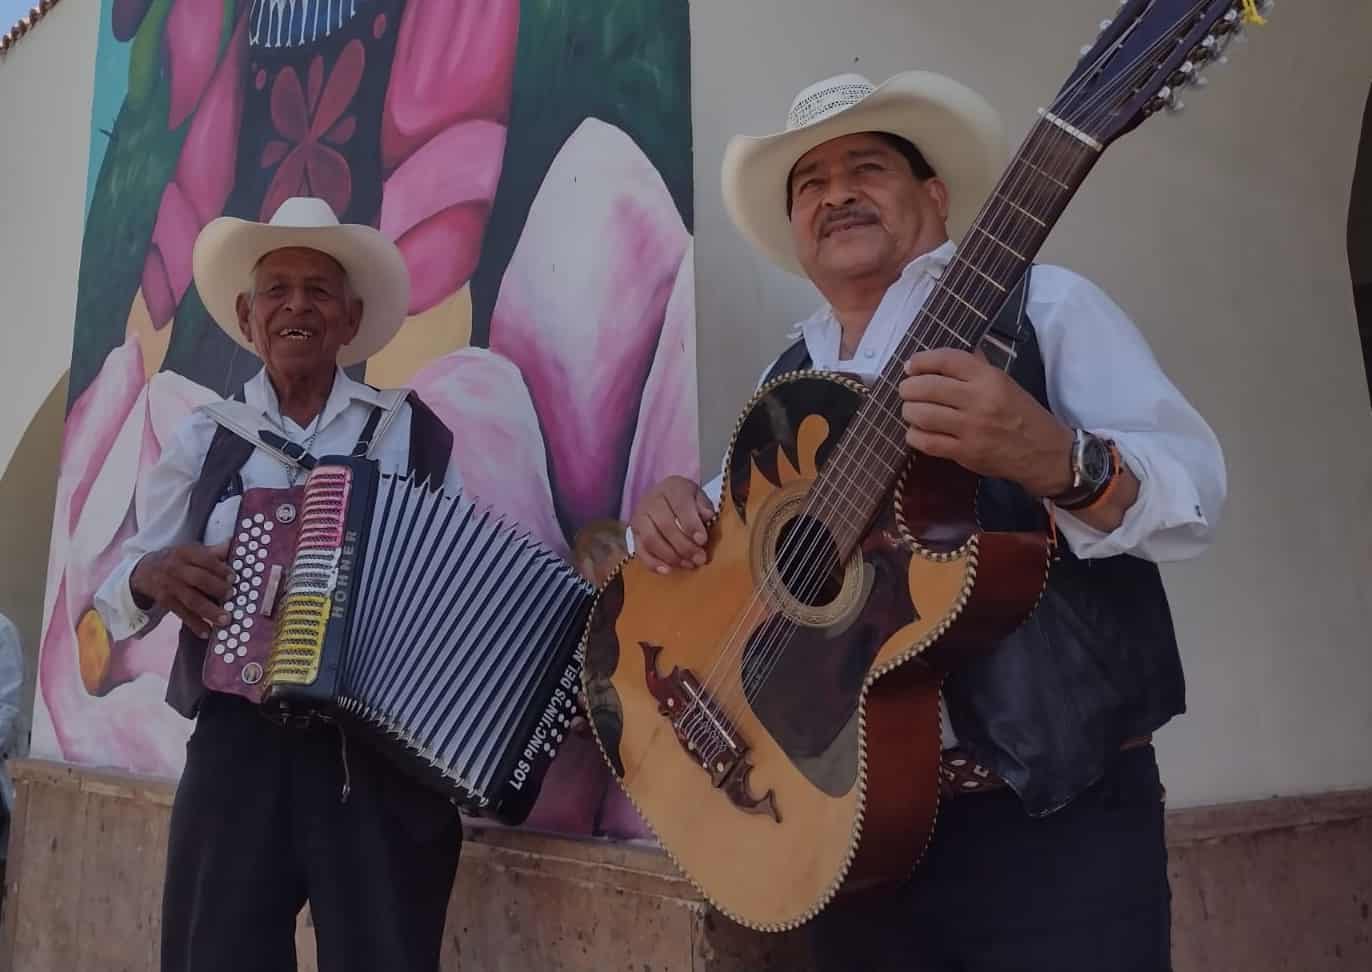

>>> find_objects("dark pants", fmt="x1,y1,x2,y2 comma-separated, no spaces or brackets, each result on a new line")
161,693,463,972
809,746,1172,972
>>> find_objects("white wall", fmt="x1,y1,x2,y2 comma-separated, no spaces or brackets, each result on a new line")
0,0,97,750
2,0,1369,808
687,0,1372,807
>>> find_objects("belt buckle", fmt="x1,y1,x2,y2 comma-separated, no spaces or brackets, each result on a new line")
261,705,316,730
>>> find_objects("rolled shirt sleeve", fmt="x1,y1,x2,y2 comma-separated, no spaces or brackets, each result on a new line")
1029,265,1227,562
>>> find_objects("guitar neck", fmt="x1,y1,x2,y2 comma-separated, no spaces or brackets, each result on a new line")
816,116,1101,557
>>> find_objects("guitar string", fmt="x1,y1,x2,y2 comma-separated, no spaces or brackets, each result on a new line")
677,2,1220,757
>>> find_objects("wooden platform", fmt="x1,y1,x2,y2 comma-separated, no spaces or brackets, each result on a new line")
1,758,1369,971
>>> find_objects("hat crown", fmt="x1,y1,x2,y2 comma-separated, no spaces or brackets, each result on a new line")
267,196,343,230
786,73,876,131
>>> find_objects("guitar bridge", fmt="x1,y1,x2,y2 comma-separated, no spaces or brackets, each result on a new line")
640,642,781,823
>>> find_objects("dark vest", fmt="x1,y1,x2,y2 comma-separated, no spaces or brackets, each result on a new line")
764,269,1185,816
165,391,454,718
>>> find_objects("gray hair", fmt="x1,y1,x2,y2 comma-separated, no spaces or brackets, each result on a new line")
243,251,356,302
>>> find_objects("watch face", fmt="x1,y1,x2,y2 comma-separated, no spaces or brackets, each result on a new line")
1080,436,1111,485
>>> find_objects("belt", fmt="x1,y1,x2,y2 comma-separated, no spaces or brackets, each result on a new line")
258,705,333,730
938,735,1153,799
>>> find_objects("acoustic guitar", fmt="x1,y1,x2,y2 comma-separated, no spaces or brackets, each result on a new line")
581,0,1267,931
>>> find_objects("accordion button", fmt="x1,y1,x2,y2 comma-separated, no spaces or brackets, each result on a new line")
240,518,252,529
233,560,243,570
252,577,262,588
216,630,228,641
251,527,262,538
254,514,266,524
265,519,277,530
235,546,246,557
222,653,234,663
243,617,254,628
213,644,225,655
255,564,265,574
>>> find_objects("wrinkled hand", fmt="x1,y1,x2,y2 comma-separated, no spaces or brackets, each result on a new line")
130,541,235,639
900,349,1074,498
628,475,715,574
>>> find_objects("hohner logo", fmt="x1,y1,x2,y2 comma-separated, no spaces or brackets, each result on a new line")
330,530,359,620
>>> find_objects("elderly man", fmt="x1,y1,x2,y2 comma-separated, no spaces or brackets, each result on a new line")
95,198,461,972
628,72,1226,971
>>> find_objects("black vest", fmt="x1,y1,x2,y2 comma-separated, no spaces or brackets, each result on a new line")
763,270,1185,816
165,390,454,718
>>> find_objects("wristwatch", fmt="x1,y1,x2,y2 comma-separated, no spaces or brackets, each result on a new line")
1051,429,1116,511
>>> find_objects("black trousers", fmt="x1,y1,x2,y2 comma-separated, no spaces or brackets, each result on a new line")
808,746,1172,972
161,693,463,972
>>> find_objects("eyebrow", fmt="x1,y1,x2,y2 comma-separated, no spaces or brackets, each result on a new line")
790,147,893,185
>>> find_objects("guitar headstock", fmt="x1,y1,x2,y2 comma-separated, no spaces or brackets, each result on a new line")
1051,0,1272,149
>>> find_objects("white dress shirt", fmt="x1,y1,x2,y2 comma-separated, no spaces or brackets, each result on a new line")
694,240,1227,563
96,366,463,642
644,242,1227,751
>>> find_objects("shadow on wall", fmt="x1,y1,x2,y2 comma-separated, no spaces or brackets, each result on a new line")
0,371,67,757
1348,84,1372,407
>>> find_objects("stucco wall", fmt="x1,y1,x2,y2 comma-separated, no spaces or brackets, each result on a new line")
2,0,1369,807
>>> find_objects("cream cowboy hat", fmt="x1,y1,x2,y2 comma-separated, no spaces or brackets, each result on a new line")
192,196,410,367
721,71,1007,276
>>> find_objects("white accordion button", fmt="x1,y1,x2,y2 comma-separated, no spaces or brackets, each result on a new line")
213,644,225,655
240,518,252,528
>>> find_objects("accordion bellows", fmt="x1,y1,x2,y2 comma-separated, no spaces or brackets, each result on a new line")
262,457,593,825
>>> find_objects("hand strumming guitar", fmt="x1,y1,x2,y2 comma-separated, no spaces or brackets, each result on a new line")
130,541,236,638
899,348,1138,531
627,475,715,575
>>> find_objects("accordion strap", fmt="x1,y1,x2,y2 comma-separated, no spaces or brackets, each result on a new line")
202,401,311,472
353,389,409,459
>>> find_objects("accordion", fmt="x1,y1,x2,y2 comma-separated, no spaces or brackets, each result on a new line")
209,455,593,825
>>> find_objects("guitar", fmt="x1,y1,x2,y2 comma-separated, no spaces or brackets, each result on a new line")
581,0,1267,931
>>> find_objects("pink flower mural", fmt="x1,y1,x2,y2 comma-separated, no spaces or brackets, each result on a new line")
37,0,695,849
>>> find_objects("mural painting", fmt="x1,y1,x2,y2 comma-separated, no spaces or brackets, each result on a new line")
29,0,697,841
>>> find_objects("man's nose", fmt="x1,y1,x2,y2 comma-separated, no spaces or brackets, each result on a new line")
821,174,858,208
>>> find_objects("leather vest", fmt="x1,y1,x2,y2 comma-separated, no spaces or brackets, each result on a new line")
763,269,1185,815
165,390,454,718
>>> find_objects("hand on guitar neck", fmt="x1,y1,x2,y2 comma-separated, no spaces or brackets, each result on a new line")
900,347,1139,534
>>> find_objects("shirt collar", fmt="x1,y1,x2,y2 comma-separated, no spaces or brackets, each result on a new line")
244,365,386,433
792,239,959,340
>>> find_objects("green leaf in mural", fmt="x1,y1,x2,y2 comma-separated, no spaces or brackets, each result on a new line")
68,88,188,406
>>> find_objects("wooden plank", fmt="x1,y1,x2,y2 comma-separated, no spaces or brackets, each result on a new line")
72,786,167,971
9,772,85,971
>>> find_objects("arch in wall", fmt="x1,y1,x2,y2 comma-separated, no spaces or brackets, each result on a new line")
1347,84,1372,408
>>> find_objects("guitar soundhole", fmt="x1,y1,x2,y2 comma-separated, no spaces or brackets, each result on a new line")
774,514,844,608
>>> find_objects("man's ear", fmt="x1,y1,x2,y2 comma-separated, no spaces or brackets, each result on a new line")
925,177,952,223
343,298,363,345
235,293,255,345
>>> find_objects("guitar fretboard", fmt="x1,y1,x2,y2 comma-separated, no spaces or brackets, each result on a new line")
812,117,1100,556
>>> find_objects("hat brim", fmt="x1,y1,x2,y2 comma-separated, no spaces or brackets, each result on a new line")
191,218,410,367
722,71,1007,276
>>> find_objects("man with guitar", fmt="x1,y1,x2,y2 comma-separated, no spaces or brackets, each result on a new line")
627,70,1226,970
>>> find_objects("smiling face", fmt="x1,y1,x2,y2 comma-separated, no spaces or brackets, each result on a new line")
235,247,362,388
788,132,951,293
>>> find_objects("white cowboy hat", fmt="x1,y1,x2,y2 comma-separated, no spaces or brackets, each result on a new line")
721,71,1007,276
192,196,410,367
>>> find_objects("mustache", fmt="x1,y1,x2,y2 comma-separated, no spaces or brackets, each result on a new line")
820,206,880,237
